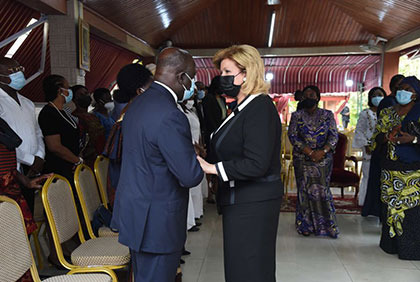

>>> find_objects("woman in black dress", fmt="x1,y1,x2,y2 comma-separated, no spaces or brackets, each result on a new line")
197,45,283,282
38,75,83,183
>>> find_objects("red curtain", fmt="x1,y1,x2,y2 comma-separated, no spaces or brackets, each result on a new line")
85,34,141,91
0,0,51,102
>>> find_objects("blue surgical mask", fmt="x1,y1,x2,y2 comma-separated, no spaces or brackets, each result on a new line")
197,90,205,100
60,88,73,104
371,96,384,107
396,90,413,105
180,73,195,102
0,71,26,90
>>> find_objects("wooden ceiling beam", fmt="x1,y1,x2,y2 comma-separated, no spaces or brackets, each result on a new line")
188,45,382,58
16,0,67,14
385,26,420,52
83,6,156,57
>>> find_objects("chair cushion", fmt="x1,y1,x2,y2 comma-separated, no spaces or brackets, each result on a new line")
330,168,360,184
71,237,130,267
98,226,119,237
43,274,112,282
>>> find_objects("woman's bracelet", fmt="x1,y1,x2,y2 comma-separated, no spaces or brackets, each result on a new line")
74,157,83,166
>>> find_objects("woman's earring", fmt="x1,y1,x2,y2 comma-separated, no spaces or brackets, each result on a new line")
243,77,247,82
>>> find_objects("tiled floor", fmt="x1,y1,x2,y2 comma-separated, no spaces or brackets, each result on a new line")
182,204,420,282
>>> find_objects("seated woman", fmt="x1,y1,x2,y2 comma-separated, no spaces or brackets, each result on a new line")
353,87,386,206
71,85,106,169
288,85,339,238
372,76,420,260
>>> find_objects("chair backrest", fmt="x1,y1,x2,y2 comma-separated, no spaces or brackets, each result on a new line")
333,133,348,170
42,175,80,244
94,155,110,208
75,164,102,222
75,164,104,239
0,196,35,282
282,126,292,156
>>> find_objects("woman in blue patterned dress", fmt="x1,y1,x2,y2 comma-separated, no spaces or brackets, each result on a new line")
288,85,339,238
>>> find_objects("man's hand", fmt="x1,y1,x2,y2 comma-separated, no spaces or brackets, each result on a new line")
194,143,207,158
28,156,45,177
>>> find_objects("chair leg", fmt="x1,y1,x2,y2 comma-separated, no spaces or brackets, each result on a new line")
355,184,359,199
33,222,44,270
341,187,344,198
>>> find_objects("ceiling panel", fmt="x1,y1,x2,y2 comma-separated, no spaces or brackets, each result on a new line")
84,0,420,49
330,0,420,40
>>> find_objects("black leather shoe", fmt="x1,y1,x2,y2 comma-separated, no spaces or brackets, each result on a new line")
188,226,200,232
182,249,191,256
180,258,185,264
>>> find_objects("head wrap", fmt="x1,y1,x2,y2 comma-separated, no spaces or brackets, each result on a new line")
400,76,420,96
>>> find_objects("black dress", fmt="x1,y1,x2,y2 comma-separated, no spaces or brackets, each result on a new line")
210,94,283,282
38,104,80,183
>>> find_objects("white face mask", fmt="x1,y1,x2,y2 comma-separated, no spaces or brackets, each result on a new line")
104,101,115,112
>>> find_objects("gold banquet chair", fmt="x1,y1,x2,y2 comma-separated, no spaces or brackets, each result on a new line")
0,196,117,282
94,155,110,209
41,174,130,273
74,164,118,238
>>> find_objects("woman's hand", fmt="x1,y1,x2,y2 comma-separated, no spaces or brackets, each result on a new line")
26,174,53,189
388,125,402,142
311,150,326,163
197,156,217,175
395,132,415,144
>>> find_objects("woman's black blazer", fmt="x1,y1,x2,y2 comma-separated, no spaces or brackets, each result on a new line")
210,94,283,207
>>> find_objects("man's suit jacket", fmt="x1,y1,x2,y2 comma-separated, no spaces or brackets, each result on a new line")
111,82,203,254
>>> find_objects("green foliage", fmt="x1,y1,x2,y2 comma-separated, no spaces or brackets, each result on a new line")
399,55,420,78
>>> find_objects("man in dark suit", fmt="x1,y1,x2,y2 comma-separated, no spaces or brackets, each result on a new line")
111,47,203,282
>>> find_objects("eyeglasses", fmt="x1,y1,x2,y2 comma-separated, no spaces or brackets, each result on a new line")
7,66,25,73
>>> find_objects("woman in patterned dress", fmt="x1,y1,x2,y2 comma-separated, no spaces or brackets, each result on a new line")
371,76,420,260
288,85,339,238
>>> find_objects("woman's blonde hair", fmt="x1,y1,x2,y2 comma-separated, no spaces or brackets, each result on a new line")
213,45,270,95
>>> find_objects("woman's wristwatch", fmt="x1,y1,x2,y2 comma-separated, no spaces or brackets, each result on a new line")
74,157,83,166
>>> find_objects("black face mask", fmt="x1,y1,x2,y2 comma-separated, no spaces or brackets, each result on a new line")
76,95,92,108
300,98,318,109
219,75,242,98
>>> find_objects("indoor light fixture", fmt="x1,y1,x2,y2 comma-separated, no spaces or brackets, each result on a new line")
266,72,274,81
268,11,276,48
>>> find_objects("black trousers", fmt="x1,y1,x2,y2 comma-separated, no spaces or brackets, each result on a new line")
221,198,282,282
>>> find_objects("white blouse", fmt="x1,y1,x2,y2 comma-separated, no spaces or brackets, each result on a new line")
353,108,377,159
